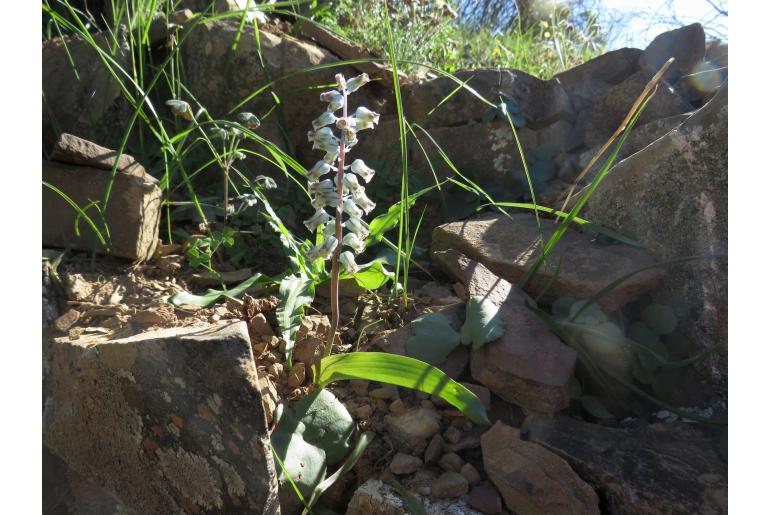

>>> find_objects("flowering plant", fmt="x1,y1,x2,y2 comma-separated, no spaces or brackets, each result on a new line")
303,72,380,355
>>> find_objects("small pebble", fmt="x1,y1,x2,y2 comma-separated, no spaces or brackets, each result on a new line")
350,379,369,396
420,400,435,410
267,362,283,378
389,399,406,415
460,463,481,486
444,426,463,444
389,452,423,475
424,434,444,464
438,452,464,472
355,404,373,419
431,471,468,499
370,385,398,400
468,483,503,514
287,363,305,387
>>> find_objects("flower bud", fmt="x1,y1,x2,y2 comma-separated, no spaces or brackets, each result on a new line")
335,73,347,90
166,99,194,120
237,112,261,129
350,159,375,183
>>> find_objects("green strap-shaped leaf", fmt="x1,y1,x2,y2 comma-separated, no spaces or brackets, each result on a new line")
317,352,490,425
277,274,315,365
460,296,506,349
167,272,273,307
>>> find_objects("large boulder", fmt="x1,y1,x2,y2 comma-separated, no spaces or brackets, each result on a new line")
433,250,577,413
42,26,132,150
42,156,161,262
523,415,727,514
482,422,599,514
584,81,728,381
43,321,280,513
639,23,706,81
432,212,664,311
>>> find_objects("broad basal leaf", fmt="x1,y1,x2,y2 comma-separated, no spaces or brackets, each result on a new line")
317,352,490,425
460,296,506,349
405,312,460,365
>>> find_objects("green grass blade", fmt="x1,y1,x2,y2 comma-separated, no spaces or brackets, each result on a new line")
167,272,274,307
317,352,490,425
43,181,108,248
277,274,316,365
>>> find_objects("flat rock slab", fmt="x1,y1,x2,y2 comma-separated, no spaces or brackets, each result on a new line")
345,479,483,515
433,250,576,413
50,132,149,179
523,415,727,515
43,322,280,514
42,159,161,261
482,422,599,515
432,213,664,311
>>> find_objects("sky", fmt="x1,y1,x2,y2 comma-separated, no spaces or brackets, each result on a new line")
598,0,728,49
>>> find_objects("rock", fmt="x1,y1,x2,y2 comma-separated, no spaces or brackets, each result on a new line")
386,407,442,453
370,385,399,400
468,483,503,514
581,70,693,149
438,453,464,472
54,309,81,333
431,471,469,499
50,133,148,179
257,369,279,423
432,214,664,311
169,8,195,26
346,479,483,515
293,314,331,366
443,426,462,445
555,47,642,88
460,463,481,486
482,421,599,515
389,399,407,415
355,404,373,419
524,415,727,514
640,23,706,81
42,258,61,327
42,160,161,261
390,452,423,475
248,313,275,340
43,27,132,150
43,322,279,513
424,434,444,464
585,81,727,381
297,20,400,87
432,250,576,413
287,362,306,387
411,120,538,192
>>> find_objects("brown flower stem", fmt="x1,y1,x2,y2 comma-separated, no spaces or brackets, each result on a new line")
325,87,348,357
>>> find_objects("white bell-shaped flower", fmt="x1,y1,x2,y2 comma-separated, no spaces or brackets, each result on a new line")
307,236,338,261
308,160,332,181
303,209,332,233
312,112,338,130
237,112,261,129
353,106,380,125
166,99,193,120
343,198,363,218
346,73,370,94
323,220,337,238
320,90,344,112
342,173,362,194
350,159,375,183
323,150,339,164
342,233,366,254
339,251,359,274
311,190,338,209
344,216,369,239
352,189,376,214
309,179,335,195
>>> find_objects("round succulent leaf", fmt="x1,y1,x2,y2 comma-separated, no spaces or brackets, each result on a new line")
294,389,355,464
569,300,608,324
272,429,327,499
405,312,461,366
460,296,506,350
628,321,658,347
641,303,678,335
639,339,669,372
632,354,656,384
551,296,576,319
580,395,614,419
663,330,692,360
